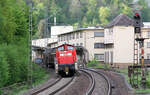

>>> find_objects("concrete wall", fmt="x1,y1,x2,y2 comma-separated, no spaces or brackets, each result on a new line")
84,30,104,61
104,28,113,44
142,28,150,59
113,26,134,64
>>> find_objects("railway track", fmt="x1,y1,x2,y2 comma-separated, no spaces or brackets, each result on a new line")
32,76,74,95
80,68,112,95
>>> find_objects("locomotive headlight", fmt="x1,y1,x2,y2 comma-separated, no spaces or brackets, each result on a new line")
55,64,58,73
67,53,72,55
75,63,78,70
60,54,64,56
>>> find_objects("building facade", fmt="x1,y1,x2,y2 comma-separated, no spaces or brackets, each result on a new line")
32,14,150,67
104,14,150,67
57,28,105,62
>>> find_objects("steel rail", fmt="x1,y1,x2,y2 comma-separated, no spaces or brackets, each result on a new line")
49,77,74,95
85,68,112,95
80,69,96,95
31,77,62,95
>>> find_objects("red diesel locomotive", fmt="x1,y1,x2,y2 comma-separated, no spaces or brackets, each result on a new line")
55,44,78,76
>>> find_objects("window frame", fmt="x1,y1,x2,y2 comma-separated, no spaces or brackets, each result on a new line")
148,31,150,38
94,32,104,37
94,54,104,61
147,53,150,59
94,43,105,48
80,32,83,38
147,42,150,48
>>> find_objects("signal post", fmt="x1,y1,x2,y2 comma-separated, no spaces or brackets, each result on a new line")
134,12,147,88
128,12,147,88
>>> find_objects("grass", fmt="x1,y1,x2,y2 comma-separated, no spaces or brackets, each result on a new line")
115,68,150,94
87,59,110,69
0,64,50,95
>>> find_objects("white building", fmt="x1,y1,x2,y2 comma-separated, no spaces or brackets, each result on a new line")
104,14,150,67
57,27,105,62
104,14,135,67
142,22,150,60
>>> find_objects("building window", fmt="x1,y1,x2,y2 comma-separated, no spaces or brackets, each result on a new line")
68,34,70,40
61,36,63,41
64,35,67,41
94,32,104,37
147,42,150,48
80,32,83,38
63,35,64,41
76,32,79,39
66,35,68,41
147,53,150,59
76,43,79,46
148,31,150,38
94,54,104,61
73,33,75,39
69,34,71,40
70,34,73,40
58,36,60,42
94,43,104,48
80,43,83,46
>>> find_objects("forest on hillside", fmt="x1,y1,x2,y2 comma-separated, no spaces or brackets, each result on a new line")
0,0,46,93
32,0,150,27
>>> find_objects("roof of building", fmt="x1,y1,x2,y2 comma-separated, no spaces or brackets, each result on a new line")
106,14,134,28
58,27,104,36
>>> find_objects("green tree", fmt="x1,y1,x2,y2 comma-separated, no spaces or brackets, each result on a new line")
86,0,98,24
120,3,132,17
138,0,150,21
0,51,9,88
98,6,110,25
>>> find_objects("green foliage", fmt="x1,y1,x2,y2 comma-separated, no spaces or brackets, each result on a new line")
30,0,150,30
32,63,47,83
87,59,110,69
0,0,38,90
0,1,30,44
98,6,110,25
0,44,29,85
87,59,99,67
0,51,9,88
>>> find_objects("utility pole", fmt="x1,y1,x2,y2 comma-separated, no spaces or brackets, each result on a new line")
53,0,56,26
28,0,33,88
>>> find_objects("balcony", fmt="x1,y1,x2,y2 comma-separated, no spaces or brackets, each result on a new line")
104,29,114,44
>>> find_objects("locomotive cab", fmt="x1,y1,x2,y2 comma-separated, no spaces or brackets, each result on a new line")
55,44,78,76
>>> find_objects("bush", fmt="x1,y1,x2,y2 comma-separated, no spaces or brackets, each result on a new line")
0,44,29,86
32,63,47,83
87,59,99,67
0,51,9,88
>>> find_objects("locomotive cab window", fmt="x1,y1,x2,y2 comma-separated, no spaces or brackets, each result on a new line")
57,46,64,51
67,46,73,50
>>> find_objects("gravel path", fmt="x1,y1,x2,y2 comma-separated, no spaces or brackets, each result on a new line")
95,68,134,95
91,71,108,95
38,77,73,95
58,72,90,95
22,68,58,95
